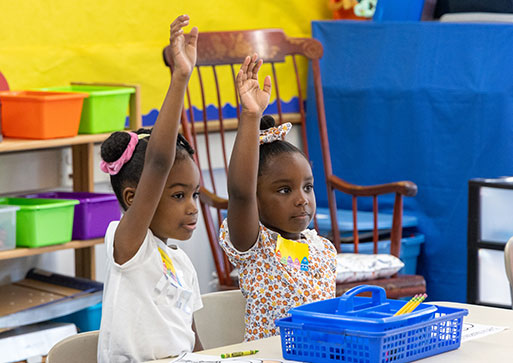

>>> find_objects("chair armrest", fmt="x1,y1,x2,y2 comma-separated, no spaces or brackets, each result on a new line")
199,187,229,210
329,175,418,197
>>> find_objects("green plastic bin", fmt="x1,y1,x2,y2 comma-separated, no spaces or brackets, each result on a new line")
0,197,79,247
41,85,134,134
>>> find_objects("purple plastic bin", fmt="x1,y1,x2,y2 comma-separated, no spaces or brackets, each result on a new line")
22,192,121,240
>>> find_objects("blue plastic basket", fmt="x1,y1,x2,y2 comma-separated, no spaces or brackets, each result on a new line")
276,286,468,363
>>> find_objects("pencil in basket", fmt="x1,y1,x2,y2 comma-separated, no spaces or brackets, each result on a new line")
394,293,427,316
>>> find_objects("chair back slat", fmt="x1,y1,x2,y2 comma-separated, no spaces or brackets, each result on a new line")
390,193,403,258
373,196,379,254
292,56,308,157
230,64,241,121
201,201,231,286
271,63,283,125
185,89,199,150
352,196,359,253
183,91,203,177
211,66,229,175
196,66,219,196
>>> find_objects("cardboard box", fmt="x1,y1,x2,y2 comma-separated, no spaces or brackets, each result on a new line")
0,269,103,332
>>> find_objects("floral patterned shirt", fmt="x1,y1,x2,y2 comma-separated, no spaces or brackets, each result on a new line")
219,218,337,341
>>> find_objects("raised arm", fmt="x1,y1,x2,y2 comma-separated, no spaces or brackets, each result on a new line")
227,54,272,251
113,15,198,264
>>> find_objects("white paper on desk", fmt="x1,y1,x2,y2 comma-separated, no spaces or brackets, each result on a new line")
172,353,299,363
461,322,508,342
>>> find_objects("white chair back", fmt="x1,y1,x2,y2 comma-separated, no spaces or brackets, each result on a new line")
504,236,513,308
194,289,246,349
46,330,99,363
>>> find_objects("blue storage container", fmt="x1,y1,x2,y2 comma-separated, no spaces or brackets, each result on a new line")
373,0,425,21
340,234,424,275
313,207,418,235
276,285,468,363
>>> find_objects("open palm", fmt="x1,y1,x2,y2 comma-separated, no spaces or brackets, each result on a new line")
169,15,198,75
237,54,272,115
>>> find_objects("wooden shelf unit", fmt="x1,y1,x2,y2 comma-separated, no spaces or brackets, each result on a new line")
0,135,115,279
0,82,142,280
0,238,104,261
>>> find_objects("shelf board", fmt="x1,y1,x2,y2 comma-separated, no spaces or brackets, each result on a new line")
0,113,302,154
0,238,104,260
0,133,112,153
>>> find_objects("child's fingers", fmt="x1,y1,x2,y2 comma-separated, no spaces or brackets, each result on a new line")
263,75,272,95
236,59,249,89
247,54,258,80
252,59,263,80
170,15,190,35
188,26,199,47
171,28,184,38
239,56,251,77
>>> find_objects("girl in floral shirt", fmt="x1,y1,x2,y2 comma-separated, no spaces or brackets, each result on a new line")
219,54,336,341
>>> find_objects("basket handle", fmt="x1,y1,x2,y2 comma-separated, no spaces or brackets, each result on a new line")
337,285,387,313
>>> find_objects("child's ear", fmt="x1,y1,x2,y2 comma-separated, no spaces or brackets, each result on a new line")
122,187,136,208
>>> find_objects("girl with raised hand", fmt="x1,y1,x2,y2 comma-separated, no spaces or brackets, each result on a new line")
220,54,337,341
97,15,203,362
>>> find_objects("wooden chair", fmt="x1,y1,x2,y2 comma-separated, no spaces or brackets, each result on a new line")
0,71,8,91
163,29,426,298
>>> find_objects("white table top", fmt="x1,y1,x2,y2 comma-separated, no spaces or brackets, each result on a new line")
148,301,513,363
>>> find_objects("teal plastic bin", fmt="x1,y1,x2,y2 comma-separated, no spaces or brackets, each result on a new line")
0,197,79,247
52,302,102,332
41,85,134,134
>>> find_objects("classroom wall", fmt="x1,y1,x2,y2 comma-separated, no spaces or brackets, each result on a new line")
0,0,331,292
1,0,332,119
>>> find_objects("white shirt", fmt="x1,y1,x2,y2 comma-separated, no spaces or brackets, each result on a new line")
98,221,202,363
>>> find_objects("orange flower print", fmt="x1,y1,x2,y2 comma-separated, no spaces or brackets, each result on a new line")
218,220,336,341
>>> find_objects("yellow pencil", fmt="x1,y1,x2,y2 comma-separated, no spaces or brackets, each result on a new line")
404,294,427,314
394,294,420,316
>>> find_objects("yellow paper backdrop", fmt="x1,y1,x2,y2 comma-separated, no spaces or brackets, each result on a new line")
0,1,331,120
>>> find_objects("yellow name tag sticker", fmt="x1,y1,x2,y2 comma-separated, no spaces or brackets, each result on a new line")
276,235,309,271
158,246,182,287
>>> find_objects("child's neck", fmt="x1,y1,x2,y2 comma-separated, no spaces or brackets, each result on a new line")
264,223,302,241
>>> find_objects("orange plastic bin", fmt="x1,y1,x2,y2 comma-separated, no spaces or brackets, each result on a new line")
0,91,88,139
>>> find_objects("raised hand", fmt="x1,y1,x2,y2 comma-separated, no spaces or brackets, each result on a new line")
237,53,272,115
169,15,198,77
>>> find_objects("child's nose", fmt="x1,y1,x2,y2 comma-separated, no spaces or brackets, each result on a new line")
187,198,198,215
295,192,308,206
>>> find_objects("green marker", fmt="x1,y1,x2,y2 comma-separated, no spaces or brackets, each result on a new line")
221,350,259,358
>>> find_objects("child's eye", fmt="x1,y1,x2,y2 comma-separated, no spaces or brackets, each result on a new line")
278,187,291,194
193,192,200,199
304,184,314,192
172,192,185,199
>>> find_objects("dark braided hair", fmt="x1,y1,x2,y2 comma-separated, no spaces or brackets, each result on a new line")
258,115,307,176
101,128,195,210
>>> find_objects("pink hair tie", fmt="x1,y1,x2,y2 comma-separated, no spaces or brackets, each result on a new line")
259,122,292,145
100,132,139,175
